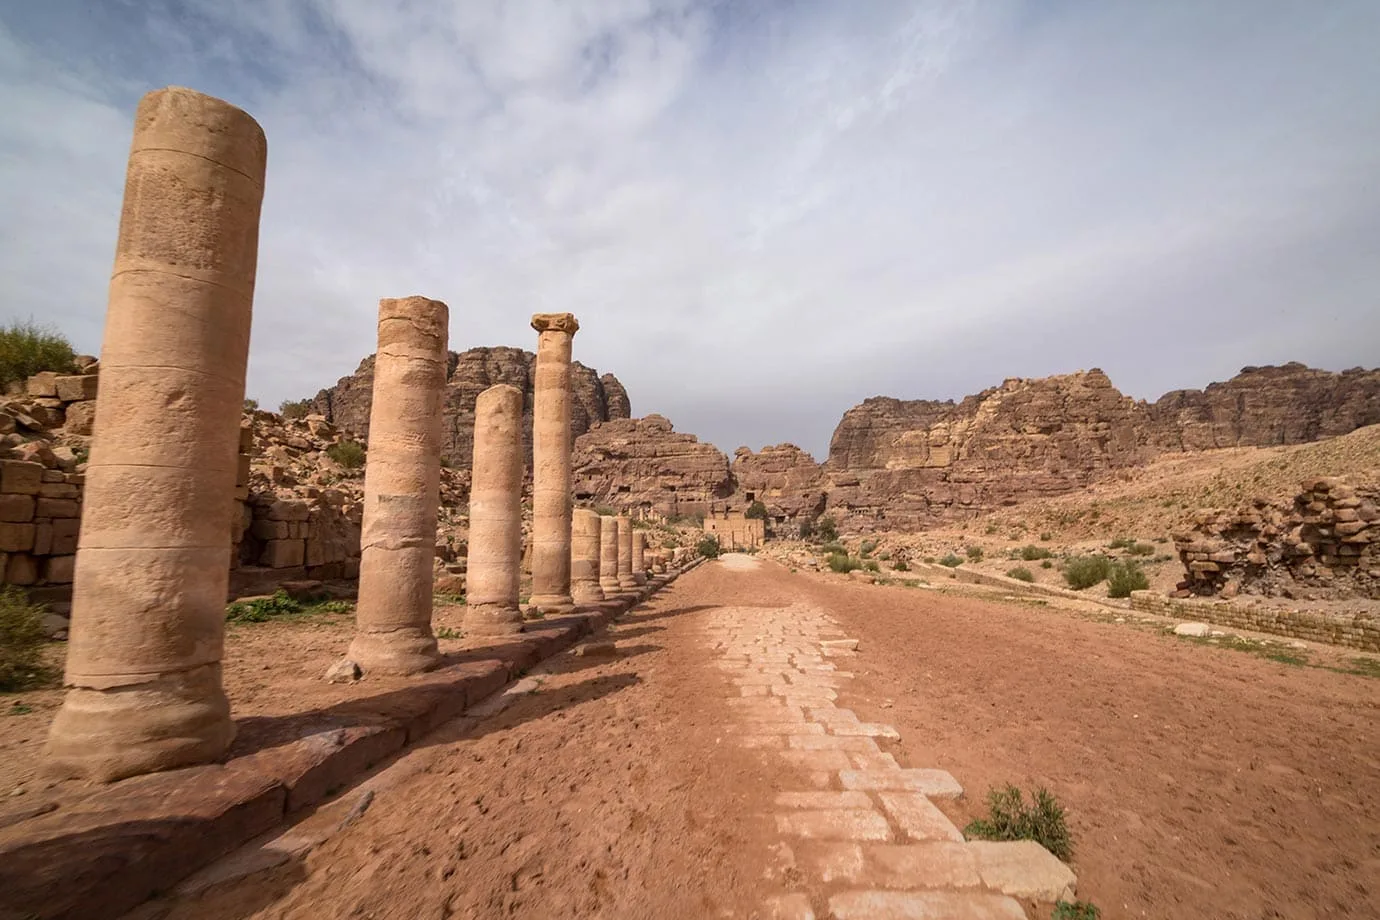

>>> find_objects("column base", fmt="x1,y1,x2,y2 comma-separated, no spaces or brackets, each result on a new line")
599,578,623,594
618,576,638,589
347,628,442,676
631,573,648,585
463,603,525,636
44,664,235,783
528,593,575,612
571,583,605,604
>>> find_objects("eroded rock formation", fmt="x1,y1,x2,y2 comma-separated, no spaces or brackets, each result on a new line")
572,414,732,517
308,347,630,472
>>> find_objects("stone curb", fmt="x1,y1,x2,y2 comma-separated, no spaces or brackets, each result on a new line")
0,559,702,920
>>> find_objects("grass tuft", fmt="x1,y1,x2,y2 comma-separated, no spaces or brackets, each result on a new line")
964,784,1072,861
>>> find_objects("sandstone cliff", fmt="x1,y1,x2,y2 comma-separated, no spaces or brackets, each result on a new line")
731,444,827,526
572,415,731,517
308,346,631,471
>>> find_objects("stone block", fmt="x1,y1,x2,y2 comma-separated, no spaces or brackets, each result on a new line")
44,554,76,584
0,493,35,522
809,842,981,889
839,769,963,798
25,371,58,397
776,809,891,841
63,400,97,435
968,840,1077,901
32,520,52,555
251,519,289,541
50,517,80,554
5,552,39,585
789,734,881,754
878,792,964,842
0,522,36,553
37,481,79,500
266,500,310,522
260,539,305,568
54,374,99,402
775,791,875,810
0,459,43,495
236,453,251,487
828,890,1025,919
35,497,79,518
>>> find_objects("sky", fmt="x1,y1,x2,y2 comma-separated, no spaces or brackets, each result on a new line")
2,1,1378,459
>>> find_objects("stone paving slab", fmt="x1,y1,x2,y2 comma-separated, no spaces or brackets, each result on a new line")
776,809,893,841
0,562,699,920
839,768,964,797
804,841,982,889
828,889,1027,919
969,839,1079,901
775,791,874,810
878,792,964,842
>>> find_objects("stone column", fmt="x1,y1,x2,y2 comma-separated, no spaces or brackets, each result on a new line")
599,514,622,595
617,514,636,589
464,384,525,635
570,508,604,604
631,530,648,585
346,296,449,675
528,313,578,611
44,87,267,782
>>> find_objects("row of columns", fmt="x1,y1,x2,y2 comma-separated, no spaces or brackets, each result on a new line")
41,86,673,783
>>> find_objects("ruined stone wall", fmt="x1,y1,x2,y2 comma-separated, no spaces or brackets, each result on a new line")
1173,477,1378,601
1129,591,1380,652
703,509,764,550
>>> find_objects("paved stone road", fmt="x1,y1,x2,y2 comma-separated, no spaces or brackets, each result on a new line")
705,556,1075,919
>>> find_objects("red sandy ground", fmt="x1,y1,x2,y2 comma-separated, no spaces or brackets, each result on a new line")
6,561,1378,918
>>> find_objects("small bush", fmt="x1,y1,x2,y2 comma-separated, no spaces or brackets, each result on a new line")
828,553,861,574
226,590,302,623
1053,901,1101,920
985,523,998,534
864,560,880,573
1064,555,1112,590
1006,567,1034,582
1020,544,1055,561
0,319,76,388
859,539,878,558
0,587,52,691
815,515,838,543
939,553,963,568
327,439,366,470
820,541,847,555
744,500,768,521
279,399,311,419
243,398,259,412
965,545,984,561
1107,561,1150,598
1039,531,1053,542
1041,559,1054,569
923,556,936,564
697,535,721,559
964,784,1072,861
1107,536,1135,551
1128,542,1155,557
797,517,816,540
892,559,909,572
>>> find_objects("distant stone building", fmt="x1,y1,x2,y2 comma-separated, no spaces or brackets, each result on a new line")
703,503,765,550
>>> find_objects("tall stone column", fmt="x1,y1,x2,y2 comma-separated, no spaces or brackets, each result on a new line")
617,514,636,589
528,313,578,611
570,508,604,604
44,87,267,782
347,296,449,675
631,530,648,585
599,514,622,595
464,385,525,635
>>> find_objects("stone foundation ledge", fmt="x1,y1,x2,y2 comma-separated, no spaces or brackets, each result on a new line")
0,563,694,920
1128,591,1379,652
908,561,1117,606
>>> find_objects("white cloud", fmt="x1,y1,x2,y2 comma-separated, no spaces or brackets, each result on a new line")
1,0,1378,459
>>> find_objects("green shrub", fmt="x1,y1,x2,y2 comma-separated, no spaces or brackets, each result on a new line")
859,539,878,558
1006,567,1034,582
985,523,998,534
923,556,936,564
226,590,302,623
0,319,76,388
0,587,51,691
279,399,312,419
892,559,909,572
965,545,984,561
864,560,880,573
1064,555,1112,590
1039,531,1053,542
327,439,366,470
1128,542,1155,557
697,535,721,559
1020,544,1055,561
797,516,816,540
964,784,1072,861
744,500,768,521
815,515,838,542
939,553,963,568
820,541,847,555
1107,561,1150,598
1041,559,1053,569
1053,901,1101,920
828,553,861,574
243,398,259,412
1107,536,1135,550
